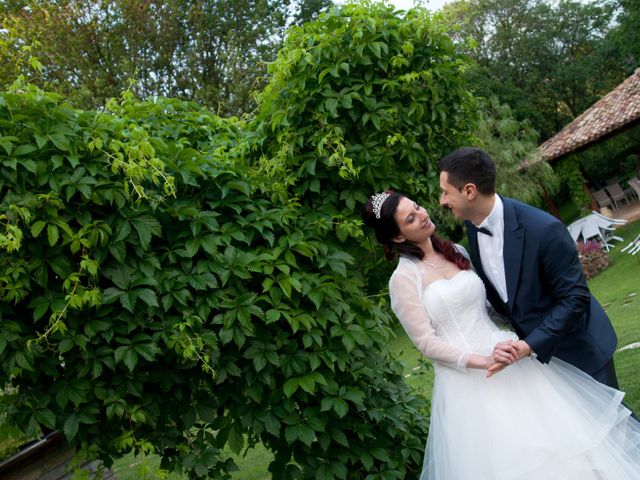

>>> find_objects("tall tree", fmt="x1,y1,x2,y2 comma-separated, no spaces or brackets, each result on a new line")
605,0,640,76
0,0,331,115
440,0,623,140
474,97,560,207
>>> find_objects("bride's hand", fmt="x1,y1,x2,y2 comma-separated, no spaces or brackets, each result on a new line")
485,347,511,377
492,340,518,365
486,361,508,378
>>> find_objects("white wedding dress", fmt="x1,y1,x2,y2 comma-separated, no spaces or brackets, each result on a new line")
389,258,640,480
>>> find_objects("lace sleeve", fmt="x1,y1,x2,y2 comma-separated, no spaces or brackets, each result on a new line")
389,266,470,372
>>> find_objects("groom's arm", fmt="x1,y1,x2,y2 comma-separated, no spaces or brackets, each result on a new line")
521,221,591,362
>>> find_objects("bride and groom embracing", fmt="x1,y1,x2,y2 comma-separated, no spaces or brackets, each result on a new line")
362,147,640,479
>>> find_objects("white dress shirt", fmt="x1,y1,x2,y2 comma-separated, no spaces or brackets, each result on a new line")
476,195,508,303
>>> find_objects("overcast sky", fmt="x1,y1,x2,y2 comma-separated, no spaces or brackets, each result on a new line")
333,0,453,13
386,0,452,12
363,0,592,13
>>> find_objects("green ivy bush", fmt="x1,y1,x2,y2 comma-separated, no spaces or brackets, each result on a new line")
0,3,480,479
251,2,476,289
0,83,429,478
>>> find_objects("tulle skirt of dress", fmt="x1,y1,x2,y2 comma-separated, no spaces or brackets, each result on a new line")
421,356,640,480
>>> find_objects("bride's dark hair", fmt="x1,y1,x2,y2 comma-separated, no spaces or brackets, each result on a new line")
361,190,470,270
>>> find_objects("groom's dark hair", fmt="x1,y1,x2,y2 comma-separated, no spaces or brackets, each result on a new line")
439,147,496,195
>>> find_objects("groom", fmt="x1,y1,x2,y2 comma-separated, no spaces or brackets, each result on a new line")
438,147,619,388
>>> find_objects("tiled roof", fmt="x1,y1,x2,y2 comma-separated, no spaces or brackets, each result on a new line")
524,68,640,166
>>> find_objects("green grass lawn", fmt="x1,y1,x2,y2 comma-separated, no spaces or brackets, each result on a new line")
5,220,640,477
110,438,274,479
589,220,640,412
556,199,581,224
0,422,30,464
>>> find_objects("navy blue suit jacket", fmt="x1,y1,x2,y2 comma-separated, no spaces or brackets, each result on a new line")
466,196,617,376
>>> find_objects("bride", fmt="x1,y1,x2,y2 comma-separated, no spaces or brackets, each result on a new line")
362,190,640,480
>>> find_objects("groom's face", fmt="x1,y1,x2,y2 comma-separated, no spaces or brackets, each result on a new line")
439,171,472,220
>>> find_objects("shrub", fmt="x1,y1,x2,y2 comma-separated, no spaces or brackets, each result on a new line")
1,3,480,478
0,81,430,478
252,2,477,290
576,240,610,279
576,240,603,255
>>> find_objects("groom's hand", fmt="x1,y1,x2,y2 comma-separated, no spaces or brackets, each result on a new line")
486,341,517,378
492,340,518,365
513,340,532,360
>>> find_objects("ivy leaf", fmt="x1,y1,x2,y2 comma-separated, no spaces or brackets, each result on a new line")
185,238,200,257
298,375,316,394
253,351,268,371
134,343,160,362
22,159,37,173
119,291,137,312
361,452,374,470
114,221,131,242
34,133,48,149
331,462,347,479
0,137,14,155
84,318,111,338
135,288,158,307
30,220,46,238
109,241,126,263
48,256,73,277
101,287,123,304
343,390,365,407
325,98,338,117
121,348,138,372
200,234,219,254
35,408,56,429
283,378,299,398
63,413,79,440
298,424,317,447
131,215,161,249
58,338,74,355
114,345,134,370
333,398,348,418
49,133,70,151
331,428,349,447
285,424,315,447
15,351,34,371
263,413,280,436
68,381,89,407
308,291,324,310
320,397,334,412
28,296,50,321
370,448,391,462
278,277,292,298
56,387,70,409
227,424,244,454
265,309,280,324
92,361,103,379
227,180,251,197
196,405,216,423
14,143,37,156
47,224,59,246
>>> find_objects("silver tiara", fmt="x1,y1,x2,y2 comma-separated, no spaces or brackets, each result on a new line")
371,192,391,219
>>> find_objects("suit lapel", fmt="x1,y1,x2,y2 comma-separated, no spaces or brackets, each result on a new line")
465,220,480,269
465,220,505,312
501,197,525,308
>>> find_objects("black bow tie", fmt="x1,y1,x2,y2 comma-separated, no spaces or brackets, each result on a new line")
471,225,493,236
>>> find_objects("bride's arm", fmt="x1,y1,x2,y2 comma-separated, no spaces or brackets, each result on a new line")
389,270,493,372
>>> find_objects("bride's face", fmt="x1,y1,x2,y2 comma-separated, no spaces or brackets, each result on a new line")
393,196,436,245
